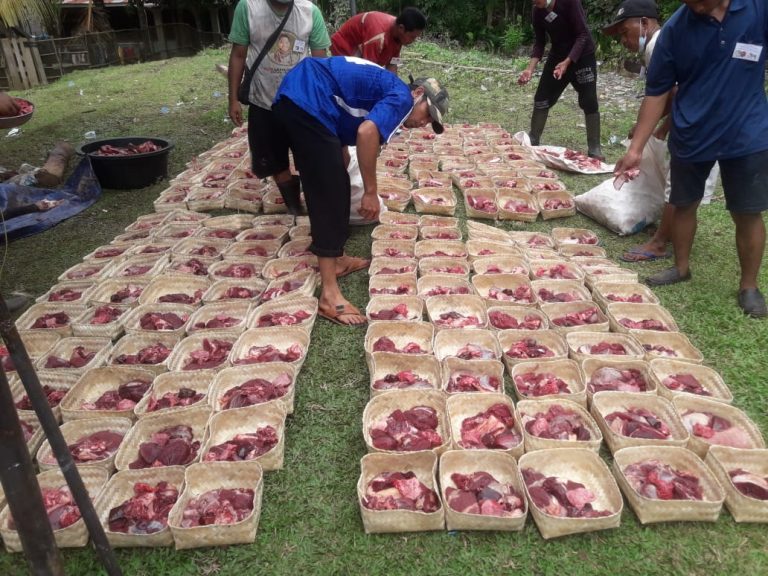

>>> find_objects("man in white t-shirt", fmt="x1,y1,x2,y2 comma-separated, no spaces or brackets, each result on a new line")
604,0,718,264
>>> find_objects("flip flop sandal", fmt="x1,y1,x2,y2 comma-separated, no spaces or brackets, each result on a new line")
643,267,691,287
620,249,672,263
336,257,371,278
318,303,367,327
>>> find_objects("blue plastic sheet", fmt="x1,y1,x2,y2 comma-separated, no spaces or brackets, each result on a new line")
0,157,102,241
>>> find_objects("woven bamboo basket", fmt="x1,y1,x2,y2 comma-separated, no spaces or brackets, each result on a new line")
277,238,313,259
154,192,189,213
379,212,419,226
369,273,418,297
472,255,529,276
70,304,131,339
11,371,79,422
287,224,311,240
551,227,600,248
366,295,424,323
134,370,213,419
371,239,416,260
236,224,290,243
12,330,61,364
363,390,450,455
518,448,622,539
537,190,576,220
37,280,97,305
34,336,112,376
114,405,211,472
93,466,186,547
419,226,462,242
260,255,318,281
369,257,417,279
201,214,253,231
210,363,297,415
466,240,521,262
380,157,408,174
223,240,282,261
86,278,151,308
125,212,168,232
20,414,45,457
171,238,230,260
557,244,607,259
541,302,609,335
358,451,444,533
613,446,724,523
425,294,488,331
649,359,732,403
252,214,295,228
529,259,585,283
108,333,180,376
36,416,133,473
378,174,412,190
531,279,591,306
440,357,505,396
167,460,263,549
138,275,210,307
261,269,319,303
0,467,109,552
60,365,155,421
527,178,567,194
411,188,457,215
417,258,469,278
565,332,645,363
415,240,468,260
369,352,441,397
200,404,286,470
457,176,495,191
705,446,768,523
630,331,704,364
408,157,440,174
121,303,194,337
508,231,555,249
125,241,179,258
446,393,523,457
570,257,615,269
201,278,267,304
590,392,689,453
166,331,240,373
591,282,660,310
497,190,540,222
524,248,561,261
228,326,310,370
186,301,251,335
419,215,460,229
186,187,227,212
586,271,639,290
371,224,419,242
490,173,529,190
15,302,86,336
433,329,501,363
109,254,169,280
378,188,411,212
471,273,536,307
486,305,548,332
208,258,269,282
113,228,153,243
509,358,586,406
82,243,133,263
672,396,765,457
606,303,680,333
518,398,602,452
439,450,528,531
465,221,511,244
247,296,318,334
417,274,473,299
581,358,657,402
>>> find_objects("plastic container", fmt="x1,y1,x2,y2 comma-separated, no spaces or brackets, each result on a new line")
77,137,174,189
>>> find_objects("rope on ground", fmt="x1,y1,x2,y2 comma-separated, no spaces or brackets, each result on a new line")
403,55,521,75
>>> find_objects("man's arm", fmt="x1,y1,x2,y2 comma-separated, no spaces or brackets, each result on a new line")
228,44,248,126
614,92,670,175
356,120,381,221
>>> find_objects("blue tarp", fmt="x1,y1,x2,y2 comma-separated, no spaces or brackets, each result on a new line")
0,157,102,241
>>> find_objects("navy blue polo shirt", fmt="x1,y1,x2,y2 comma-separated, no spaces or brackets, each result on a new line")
646,0,768,161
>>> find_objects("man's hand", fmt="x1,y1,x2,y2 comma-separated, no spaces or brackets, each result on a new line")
553,59,570,80
358,191,380,222
614,149,643,180
0,92,19,116
518,69,533,85
228,100,243,126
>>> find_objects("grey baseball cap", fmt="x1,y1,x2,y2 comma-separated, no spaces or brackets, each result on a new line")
413,77,448,134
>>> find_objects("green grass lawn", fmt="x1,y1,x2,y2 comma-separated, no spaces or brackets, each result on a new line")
1,43,767,576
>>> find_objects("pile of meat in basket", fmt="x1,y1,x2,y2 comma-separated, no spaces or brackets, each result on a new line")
358,123,768,537
1,125,321,551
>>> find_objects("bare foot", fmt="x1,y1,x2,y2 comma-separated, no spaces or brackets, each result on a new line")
335,255,370,278
318,299,366,326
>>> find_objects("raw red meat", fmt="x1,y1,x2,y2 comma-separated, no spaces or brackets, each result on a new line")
44,346,96,369
446,372,500,393
588,367,648,393
129,425,200,469
446,471,525,517
454,343,496,360
729,468,768,500
618,318,669,331
373,370,433,391
108,481,179,534
38,430,125,466
193,315,241,330
371,337,426,354
382,247,408,258
534,264,577,280
48,288,84,302
222,286,257,300
523,405,591,441
487,285,533,303
459,404,520,450
642,344,678,357
543,198,574,210
244,246,268,257
257,310,312,327
31,312,70,329
503,199,536,213
375,265,415,275
93,141,162,156
577,342,627,356
233,343,303,365
680,411,753,449
94,247,127,259
189,245,222,258
147,387,204,412
661,373,711,397
605,293,644,303
514,372,571,397
624,460,704,500
537,288,579,303
435,311,481,328
182,339,233,370
371,285,414,296
533,182,564,191
564,232,597,245
423,285,470,297
203,427,278,461
369,406,443,451
82,379,151,411
9,486,81,531
526,235,551,246
505,338,554,359
261,280,304,301
605,408,671,440
489,311,542,330
140,245,170,255
552,307,602,327
216,264,257,278
466,195,497,213
139,312,188,331
425,265,465,275
15,384,68,410
90,305,125,325
171,258,208,276
522,468,612,518
362,471,441,513
180,488,255,527
2,97,33,116
219,373,292,409
0,345,15,372
423,230,458,239
115,343,172,365
20,419,36,442
119,265,152,277
243,231,278,240
158,290,203,305
110,284,145,304
203,229,238,239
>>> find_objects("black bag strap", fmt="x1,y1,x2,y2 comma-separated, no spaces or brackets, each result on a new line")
237,0,295,105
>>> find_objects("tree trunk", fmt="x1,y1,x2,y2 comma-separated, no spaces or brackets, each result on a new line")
486,1,494,29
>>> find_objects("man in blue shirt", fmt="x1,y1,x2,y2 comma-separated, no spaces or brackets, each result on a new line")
273,56,448,326
614,0,768,317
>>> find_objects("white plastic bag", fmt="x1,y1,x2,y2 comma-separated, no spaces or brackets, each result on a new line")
512,131,615,174
347,146,386,226
575,136,668,236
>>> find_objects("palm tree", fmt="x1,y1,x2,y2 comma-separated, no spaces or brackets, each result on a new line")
0,0,59,31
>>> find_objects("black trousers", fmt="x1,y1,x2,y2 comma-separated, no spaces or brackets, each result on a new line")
533,53,599,114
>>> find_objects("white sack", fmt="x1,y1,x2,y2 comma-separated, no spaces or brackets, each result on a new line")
347,146,386,226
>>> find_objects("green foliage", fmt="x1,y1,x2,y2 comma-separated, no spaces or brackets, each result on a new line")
502,15,530,55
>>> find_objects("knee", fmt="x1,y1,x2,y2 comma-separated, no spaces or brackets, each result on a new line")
534,100,550,110
578,97,599,115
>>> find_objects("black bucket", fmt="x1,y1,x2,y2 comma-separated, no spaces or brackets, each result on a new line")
76,137,174,190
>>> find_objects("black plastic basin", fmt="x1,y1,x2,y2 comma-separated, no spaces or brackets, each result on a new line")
77,136,174,190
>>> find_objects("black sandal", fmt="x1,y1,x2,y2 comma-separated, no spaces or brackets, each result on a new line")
643,267,691,287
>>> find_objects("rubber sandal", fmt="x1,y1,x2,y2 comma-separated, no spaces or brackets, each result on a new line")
619,249,672,263
336,257,370,278
643,267,691,287
318,303,367,327
738,288,768,318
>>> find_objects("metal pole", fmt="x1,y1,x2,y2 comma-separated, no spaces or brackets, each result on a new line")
0,366,64,576
0,294,123,576
349,0,357,17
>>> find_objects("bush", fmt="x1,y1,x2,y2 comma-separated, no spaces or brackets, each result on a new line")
502,15,529,55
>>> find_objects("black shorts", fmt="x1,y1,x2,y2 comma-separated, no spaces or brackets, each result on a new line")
670,149,768,213
272,97,351,258
247,104,290,179
534,53,599,114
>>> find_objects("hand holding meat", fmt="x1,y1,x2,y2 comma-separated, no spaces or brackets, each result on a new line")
553,60,570,80
518,69,533,85
228,100,242,127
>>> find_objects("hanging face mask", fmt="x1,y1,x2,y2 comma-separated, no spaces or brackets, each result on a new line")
545,0,554,7
637,21,647,55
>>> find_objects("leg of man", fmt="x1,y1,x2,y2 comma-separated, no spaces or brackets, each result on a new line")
529,59,569,146
731,212,766,291
570,54,602,160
